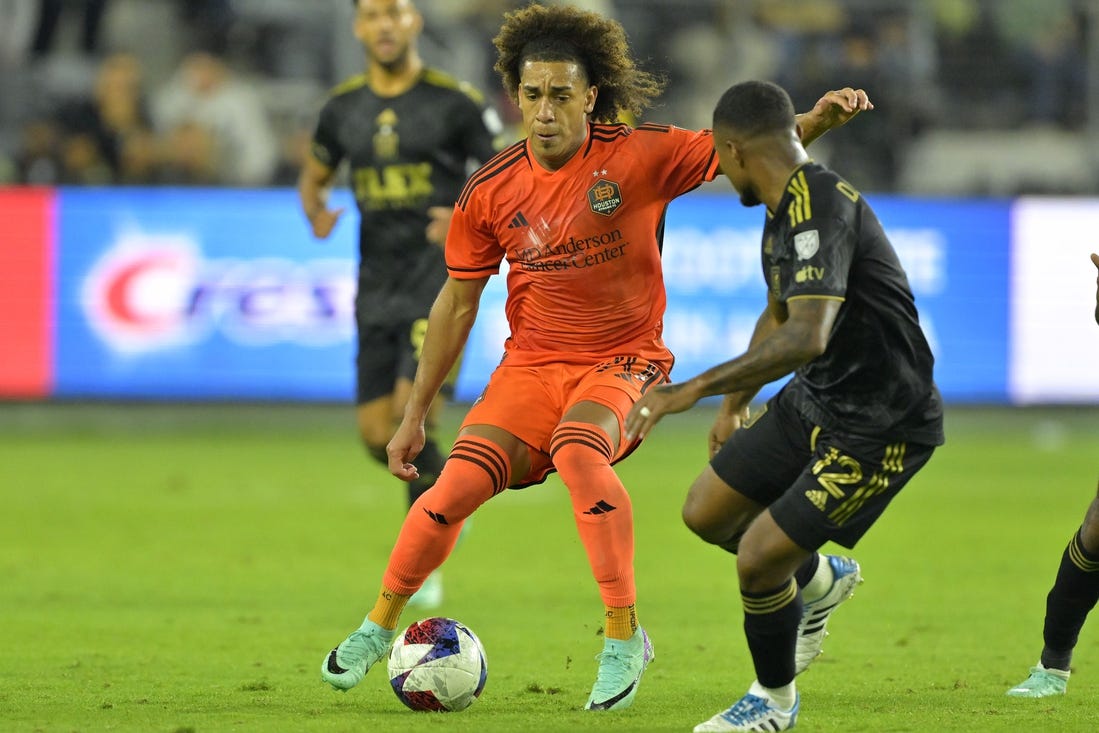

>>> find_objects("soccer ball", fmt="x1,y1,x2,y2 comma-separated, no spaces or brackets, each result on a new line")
387,617,488,712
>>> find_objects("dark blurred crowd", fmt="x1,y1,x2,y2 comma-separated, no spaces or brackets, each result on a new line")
0,0,1091,192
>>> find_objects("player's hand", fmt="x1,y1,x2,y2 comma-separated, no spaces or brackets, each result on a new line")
810,87,873,131
387,420,425,481
709,403,749,458
426,206,453,248
309,207,345,239
625,382,702,442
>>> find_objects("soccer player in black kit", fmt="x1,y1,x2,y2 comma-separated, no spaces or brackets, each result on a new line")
297,0,501,608
625,80,944,732
1006,251,1099,698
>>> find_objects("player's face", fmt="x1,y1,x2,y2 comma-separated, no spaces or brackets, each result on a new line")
517,60,596,171
354,0,421,69
714,132,761,208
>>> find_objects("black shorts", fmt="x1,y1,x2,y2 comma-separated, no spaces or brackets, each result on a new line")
709,386,936,551
355,319,459,404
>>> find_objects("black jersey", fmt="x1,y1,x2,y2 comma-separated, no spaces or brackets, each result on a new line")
311,68,501,324
762,162,944,445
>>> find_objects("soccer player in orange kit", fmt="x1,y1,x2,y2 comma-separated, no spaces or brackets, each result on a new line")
321,2,872,711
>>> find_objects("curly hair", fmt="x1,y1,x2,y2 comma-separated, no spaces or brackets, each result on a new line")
492,3,665,123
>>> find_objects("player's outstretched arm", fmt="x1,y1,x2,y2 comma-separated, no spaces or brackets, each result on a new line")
796,87,874,146
388,276,489,480
297,154,345,239
627,296,840,441
707,299,782,455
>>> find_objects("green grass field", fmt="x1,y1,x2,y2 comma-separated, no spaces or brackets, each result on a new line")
2,402,1098,732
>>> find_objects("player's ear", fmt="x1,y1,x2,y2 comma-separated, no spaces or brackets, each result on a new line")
584,85,597,115
729,139,746,169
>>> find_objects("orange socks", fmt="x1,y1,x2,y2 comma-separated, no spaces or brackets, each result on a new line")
550,422,637,611
381,435,510,596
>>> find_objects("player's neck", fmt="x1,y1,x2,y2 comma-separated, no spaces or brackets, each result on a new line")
367,54,424,97
760,150,809,212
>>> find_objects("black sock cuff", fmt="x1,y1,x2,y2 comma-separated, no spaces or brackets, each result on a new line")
741,579,798,615
1069,530,1099,572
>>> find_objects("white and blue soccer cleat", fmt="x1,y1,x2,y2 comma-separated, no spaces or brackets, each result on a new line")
795,554,862,674
694,692,800,732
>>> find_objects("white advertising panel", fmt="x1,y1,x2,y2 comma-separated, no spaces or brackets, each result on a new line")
1010,198,1099,403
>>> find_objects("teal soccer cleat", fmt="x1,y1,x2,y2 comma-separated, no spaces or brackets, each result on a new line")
584,627,654,710
321,619,395,691
1006,665,1069,698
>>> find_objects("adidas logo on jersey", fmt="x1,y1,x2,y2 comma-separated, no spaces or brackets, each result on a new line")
508,211,529,229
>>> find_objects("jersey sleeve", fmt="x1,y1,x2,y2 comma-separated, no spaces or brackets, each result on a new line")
641,125,720,199
445,189,503,279
781,216,855,302
309,99,344,170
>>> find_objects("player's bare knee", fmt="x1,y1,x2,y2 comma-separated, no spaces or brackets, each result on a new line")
682,503,730,544
682,498,751,553
735,551,771,593
734,544,790,593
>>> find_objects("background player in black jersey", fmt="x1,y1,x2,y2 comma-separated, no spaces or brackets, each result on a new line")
624,80,944,732
1005,251,1099,698
297,0,502,608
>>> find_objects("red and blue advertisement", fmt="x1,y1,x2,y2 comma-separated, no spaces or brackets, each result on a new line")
1,186,1096,404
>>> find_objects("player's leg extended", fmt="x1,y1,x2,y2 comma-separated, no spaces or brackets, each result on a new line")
695,512,807,732
321,426,528,692
701,395,864,677
552,410,637,629
1043,489,1099,668
555,395,653,711
1009,484,1099,697
383,424,526,599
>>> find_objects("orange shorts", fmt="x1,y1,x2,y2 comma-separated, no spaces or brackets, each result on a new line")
461,356,669,488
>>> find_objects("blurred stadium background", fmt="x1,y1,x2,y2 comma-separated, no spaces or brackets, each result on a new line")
0,0,1097,193
1,0,1098,406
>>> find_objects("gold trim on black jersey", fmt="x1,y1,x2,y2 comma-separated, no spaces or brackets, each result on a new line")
422,67,486,106
328,73,369,98
786,169,812,227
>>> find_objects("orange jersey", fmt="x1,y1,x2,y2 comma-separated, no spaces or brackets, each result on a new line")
448,122,720,372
